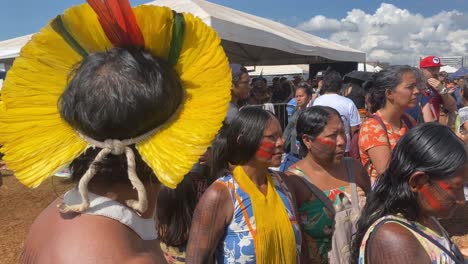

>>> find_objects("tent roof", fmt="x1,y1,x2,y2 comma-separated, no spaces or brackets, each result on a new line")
145,0,365,65
246,65,304,76
0,0,365,65
0,34,32,60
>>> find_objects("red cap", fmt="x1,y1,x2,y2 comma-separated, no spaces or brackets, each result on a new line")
420,56,444,68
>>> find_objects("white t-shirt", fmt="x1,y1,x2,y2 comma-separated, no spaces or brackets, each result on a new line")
313,93,361,151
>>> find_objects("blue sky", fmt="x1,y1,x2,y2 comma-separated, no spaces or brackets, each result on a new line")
1,0,466,41
1,0,467,64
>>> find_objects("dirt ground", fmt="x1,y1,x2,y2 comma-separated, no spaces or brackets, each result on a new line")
0,175,72,264
0,175,467,263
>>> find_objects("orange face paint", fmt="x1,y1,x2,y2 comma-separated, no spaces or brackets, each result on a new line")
256,140,275,159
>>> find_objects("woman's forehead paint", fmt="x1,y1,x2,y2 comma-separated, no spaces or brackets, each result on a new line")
315,136,336,148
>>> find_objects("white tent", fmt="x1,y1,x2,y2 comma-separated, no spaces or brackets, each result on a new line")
246,65,305,76
0,0,365,66
146,0,365,65
440,65,458,73
358,63,382,72
0,34,32,60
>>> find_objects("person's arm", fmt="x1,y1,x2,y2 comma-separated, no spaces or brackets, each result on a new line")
358,119,391,176
367,223,432,264
422,103,436,122
428,78,457,113
281,172,313,263
367,146,391,176
351,158,371,194
349,103,362,135
351,125,360,137
186,181,232,264
440,93,457,113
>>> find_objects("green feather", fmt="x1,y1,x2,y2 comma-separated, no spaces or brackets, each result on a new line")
167,12,186,66
51,15,89,58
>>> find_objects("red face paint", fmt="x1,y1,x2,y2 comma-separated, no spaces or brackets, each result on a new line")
315,136,336,148
256,140,275,159
436,181,452,191
420,184,443,211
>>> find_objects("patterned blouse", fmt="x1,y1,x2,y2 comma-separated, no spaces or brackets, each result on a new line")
358,111,415,183
214,171,301,264
359,214,460,264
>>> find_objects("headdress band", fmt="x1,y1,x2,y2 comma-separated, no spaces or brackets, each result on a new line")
57,128,158,214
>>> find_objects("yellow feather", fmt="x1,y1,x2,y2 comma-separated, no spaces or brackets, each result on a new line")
0,4,231,189
133,6,173,60
137,12,231,188
0,14,86,188
61,4,113,53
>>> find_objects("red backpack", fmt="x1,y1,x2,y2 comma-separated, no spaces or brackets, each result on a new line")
349,114,413,162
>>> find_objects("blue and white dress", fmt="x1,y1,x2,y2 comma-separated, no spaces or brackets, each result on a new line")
214,171,301,264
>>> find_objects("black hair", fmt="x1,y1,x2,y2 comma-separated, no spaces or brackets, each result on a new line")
272,81,293,103
295,85,313,97
365,65,423,113
321,70,343,94
296,106,341,157
232,66,248,85
68,146,157,185
61,47,183,184
60,47,183,141
461,77,468,101
211,107,275,178
350,123,467,264
157,175,197,247
251,76,267,86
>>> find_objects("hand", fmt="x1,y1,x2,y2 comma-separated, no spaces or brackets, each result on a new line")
427,78,444,92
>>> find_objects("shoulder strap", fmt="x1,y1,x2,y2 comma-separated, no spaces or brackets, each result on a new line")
344,158,359,210
366,218,464,264
296,173,336,215
401,114,414,129
368,114,389,143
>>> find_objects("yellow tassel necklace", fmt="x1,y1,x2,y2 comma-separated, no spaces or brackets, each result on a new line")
232,166,296,264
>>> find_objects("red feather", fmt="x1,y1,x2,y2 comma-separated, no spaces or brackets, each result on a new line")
87,0,145,47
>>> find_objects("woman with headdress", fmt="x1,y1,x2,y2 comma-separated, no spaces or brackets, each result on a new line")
0,1,231,263
186,107,301,264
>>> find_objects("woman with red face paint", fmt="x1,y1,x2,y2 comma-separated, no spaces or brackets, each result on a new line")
359,66,423,185
285,105,371,263
186,107,302,264
351,123,467,264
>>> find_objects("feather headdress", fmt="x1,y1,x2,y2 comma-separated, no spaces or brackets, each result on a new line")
0,0,231,212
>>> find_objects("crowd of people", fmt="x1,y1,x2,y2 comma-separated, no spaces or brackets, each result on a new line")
0,0,466,264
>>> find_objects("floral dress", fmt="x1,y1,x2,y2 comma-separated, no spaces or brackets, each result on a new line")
288,166,346,264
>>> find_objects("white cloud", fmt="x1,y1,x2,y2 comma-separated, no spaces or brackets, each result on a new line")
297,15,342,34
297,3,468,65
